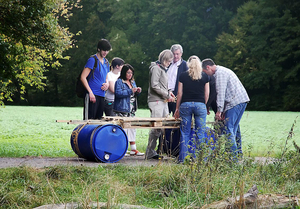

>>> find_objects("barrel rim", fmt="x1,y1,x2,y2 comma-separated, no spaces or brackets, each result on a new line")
91,124,128,163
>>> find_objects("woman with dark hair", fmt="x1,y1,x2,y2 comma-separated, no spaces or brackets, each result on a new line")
174,55,210,163
104,57,125,116
81,39,112,119
114,64,144,156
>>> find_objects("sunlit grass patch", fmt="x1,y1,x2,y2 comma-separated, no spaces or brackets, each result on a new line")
0,106,299,157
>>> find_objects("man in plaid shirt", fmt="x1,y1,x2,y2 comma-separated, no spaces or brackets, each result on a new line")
202,58,250,161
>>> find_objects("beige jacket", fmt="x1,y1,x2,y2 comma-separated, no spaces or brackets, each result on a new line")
147,62,170,103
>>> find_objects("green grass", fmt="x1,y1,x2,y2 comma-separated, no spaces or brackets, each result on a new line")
0,154,299,208
0,106,299,157
0,106,300,208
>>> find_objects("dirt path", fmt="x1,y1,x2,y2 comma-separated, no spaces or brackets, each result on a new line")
0,156,275,168
0,155,175,168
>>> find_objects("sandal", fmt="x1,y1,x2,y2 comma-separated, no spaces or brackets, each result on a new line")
130,150,144,156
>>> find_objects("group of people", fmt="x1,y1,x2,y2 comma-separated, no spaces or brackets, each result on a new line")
80,38,250,162
80,39,143,156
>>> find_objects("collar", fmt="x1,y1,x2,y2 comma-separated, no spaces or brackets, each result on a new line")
156,61,168,72
173,59,183,67
121,79,134,84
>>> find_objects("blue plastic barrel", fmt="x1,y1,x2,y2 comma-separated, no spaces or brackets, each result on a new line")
70,124,128,163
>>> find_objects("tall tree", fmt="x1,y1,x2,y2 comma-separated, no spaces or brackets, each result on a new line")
8,0,247,108
215,0,300,110
102,0,247,107
0,0,79,106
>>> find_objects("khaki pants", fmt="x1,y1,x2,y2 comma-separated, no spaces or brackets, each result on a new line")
145,101,169,159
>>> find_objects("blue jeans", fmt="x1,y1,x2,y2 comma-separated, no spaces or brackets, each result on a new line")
224,102,247,159
179,102,207,162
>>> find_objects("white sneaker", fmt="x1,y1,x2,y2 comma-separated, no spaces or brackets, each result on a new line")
130,150,144,156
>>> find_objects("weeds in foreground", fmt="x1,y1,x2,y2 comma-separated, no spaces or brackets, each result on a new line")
182,117,300,208
0,153,299,208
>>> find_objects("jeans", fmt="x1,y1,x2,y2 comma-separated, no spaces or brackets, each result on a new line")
224,102,247,159
179,102,207,162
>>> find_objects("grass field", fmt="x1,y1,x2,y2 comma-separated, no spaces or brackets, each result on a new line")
0,106,299,158
0,106,300,209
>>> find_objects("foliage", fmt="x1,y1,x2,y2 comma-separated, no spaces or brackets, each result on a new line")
0,0,80,106
16,0,247,107
215,0,300,110
101,0,247,108
2,0,300,110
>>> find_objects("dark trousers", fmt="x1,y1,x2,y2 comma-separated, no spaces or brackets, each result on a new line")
168,102,176,116
104,100,115,116
83,94,105,120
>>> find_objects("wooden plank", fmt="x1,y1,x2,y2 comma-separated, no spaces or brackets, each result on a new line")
152,121,163,127
56,117,213,129
56,120,71,123
122,122,131,128
102,116,179,122
127,126,178,129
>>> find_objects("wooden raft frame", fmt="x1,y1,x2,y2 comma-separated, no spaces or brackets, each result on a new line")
56,116,181,129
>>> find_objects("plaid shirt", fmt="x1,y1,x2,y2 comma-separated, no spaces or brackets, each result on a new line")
214,65,250,112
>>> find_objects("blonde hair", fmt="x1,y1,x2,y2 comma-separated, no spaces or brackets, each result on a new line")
187,55,202,80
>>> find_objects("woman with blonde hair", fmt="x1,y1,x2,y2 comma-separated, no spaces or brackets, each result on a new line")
174,55,210,163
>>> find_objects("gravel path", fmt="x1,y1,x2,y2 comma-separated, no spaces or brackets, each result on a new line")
0,156,275,168
0,155,175,168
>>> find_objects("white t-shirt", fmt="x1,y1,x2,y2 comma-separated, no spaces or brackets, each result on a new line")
105,71,120,102
167,59,181,91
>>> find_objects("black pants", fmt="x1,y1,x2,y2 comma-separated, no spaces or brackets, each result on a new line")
168,102,176,117
83,94,105,119
104,100,115,116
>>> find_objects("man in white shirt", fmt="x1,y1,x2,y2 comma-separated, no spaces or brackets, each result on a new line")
159,44,188,157
167,44,188,116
